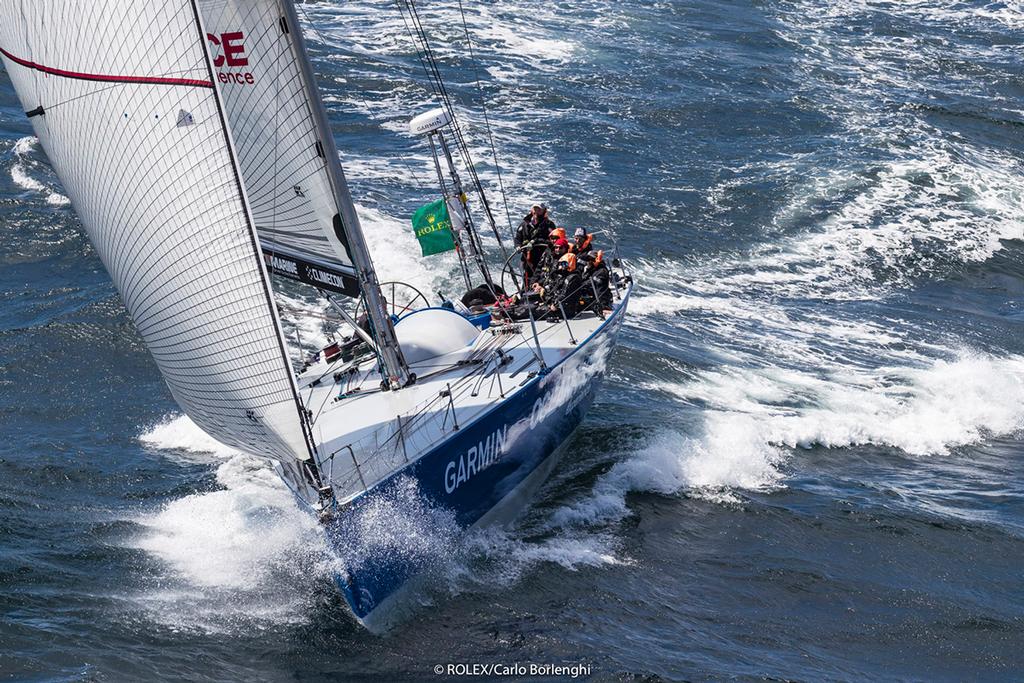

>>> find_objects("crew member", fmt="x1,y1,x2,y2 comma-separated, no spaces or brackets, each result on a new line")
581,250,613,311
546,252,583,319
514,204,556,285
572,227,593,257
536,237,570,290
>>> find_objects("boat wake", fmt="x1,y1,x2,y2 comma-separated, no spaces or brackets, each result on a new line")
555,351,1024,528
595,0,1024,523
133,414,624,629
130,416,332,632
587,20,1024,530
608,144,1024,519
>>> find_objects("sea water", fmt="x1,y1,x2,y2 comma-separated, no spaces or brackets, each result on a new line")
1,1,1023,679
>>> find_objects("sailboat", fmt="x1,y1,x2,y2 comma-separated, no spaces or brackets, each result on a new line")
1,0,631,629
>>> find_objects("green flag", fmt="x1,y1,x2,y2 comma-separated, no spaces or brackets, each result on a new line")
411,199,456,257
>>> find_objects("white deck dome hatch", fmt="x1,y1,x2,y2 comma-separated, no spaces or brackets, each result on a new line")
393,308,480,366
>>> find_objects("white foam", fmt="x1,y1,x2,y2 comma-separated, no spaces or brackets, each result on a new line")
10,163,44,192
134,457,296,587
448,525,625,592
13,135,35,155
332,476,459,574
556,352,1024,524
139,414,240,462
759,354,1024,456
10,135,71,205
133,414,335,631
129,452,333,632
554,420,785,526
472,19,576,67
629,292,734,318
826,0,1024,32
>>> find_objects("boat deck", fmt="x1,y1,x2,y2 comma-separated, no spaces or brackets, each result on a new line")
297,309,609,502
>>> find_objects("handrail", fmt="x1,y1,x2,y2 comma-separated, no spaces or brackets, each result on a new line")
327,444,364,490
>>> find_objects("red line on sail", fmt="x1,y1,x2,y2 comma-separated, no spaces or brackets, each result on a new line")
0,47,213,88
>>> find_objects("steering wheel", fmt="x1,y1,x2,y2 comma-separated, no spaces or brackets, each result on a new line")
353,281,431,323
501,243,553,295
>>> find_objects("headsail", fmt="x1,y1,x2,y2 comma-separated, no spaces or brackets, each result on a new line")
198,0,361,297
0,0,315,465
199,0,411,385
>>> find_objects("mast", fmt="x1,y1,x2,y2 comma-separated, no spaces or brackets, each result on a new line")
279,0,411,388
434,131,495,292
412,107,496,293
427,134,474,292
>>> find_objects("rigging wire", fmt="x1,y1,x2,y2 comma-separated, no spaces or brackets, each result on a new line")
295,3,429,191
454,0,515,236
393,0,512,260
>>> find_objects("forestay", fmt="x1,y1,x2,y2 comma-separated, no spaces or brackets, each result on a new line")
198,0,361,297
0,0,315,465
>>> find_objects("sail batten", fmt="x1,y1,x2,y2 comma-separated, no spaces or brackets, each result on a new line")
0,0,315,465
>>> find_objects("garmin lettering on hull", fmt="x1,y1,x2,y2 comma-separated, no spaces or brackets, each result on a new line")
444,424,508,494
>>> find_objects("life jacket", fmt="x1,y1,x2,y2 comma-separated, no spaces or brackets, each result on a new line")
558,252,578,272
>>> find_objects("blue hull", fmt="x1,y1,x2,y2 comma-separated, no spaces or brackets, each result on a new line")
326,291,629,624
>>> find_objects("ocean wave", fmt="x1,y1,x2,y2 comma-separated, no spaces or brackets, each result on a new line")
131,416,332,632
555,351,1024,526
8,135,71,206
139,414,241,462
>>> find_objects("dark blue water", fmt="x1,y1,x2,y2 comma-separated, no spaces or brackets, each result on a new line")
3,1,1024,680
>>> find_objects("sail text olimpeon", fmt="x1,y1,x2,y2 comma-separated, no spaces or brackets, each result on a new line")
198,0,362,297
0,1,316,465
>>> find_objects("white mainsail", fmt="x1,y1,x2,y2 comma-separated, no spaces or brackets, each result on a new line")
198,0,362,296
0,0,315,465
